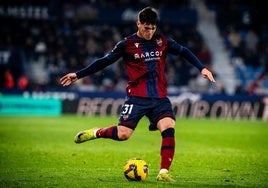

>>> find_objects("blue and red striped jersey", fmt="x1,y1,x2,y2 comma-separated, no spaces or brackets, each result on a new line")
76,33,205,98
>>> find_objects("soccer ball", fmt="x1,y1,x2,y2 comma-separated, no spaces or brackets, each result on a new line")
123,158,149,181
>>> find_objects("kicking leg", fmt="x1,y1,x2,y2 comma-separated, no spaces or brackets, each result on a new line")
74,125,133,143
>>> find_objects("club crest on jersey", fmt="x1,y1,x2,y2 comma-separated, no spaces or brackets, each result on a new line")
134,43,139,48
156,38,163,46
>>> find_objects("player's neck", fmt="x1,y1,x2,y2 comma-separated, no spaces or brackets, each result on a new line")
136,31,143,39
136,31,153,40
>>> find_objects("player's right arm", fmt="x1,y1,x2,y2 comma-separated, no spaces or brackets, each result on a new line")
60,73,78,87
60,40,125,87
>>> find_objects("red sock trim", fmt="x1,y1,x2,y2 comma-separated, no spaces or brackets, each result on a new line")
96,126,119,140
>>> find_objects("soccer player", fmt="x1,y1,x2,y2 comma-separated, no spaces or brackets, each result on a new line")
60,6,216,182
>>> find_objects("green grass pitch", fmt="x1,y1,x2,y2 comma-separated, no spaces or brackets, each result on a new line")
0,115,267,187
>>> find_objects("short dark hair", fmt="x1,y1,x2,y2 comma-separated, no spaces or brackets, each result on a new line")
138,6,159,25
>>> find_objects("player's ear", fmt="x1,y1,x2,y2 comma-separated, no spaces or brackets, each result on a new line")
136,21,141,27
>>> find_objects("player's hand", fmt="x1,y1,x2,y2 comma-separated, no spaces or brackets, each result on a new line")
201,68,216,83
60,73,78,86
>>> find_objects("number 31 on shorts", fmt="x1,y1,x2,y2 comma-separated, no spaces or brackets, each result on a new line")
122,104,134,115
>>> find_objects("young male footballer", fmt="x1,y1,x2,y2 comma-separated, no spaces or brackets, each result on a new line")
60,6,215,182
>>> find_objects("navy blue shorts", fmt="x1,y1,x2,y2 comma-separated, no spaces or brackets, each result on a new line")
118,96,175,130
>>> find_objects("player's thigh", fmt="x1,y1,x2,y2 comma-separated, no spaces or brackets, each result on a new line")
148,98,175,129
119,97,150,130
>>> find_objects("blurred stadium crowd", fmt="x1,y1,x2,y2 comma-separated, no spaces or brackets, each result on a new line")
0,0,267,95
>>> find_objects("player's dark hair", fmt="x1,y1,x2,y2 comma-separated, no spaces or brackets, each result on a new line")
138,6,159,25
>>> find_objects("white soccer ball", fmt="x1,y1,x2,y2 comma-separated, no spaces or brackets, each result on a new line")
123,158,149,181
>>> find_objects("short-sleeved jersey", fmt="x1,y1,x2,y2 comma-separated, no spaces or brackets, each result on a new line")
76,33,205,98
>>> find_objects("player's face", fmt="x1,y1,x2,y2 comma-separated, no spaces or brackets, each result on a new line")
137,21,157,40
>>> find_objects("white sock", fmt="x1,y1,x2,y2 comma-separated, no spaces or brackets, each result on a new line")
159,168,168,174
93,128,99,138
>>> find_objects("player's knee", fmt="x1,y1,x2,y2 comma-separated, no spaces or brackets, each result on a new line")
157,117,175,132
118,133,130,140
117,126,133,141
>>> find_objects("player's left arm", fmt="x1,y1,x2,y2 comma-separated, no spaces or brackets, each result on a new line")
167,37,216,83
180,47,215,83
200,67,216,83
